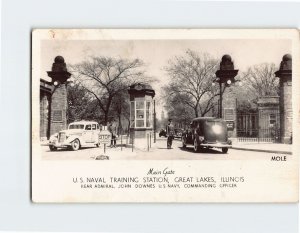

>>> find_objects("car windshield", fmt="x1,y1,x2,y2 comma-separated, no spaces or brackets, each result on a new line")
69,124,84,129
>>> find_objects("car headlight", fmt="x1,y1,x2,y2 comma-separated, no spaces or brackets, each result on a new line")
212,125,222,134
49,134,58,142
50,134,58,138
199,136,204,142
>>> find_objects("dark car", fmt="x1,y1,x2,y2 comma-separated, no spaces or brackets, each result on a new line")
159,129,167,137
182,117,232,153
174,128,183,139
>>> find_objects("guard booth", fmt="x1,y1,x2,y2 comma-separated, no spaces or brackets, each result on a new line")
128,83,155,149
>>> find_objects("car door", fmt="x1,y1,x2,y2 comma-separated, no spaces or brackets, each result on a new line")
83,124,93,143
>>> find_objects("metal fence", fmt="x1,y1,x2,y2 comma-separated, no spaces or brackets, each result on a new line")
237,111,280,143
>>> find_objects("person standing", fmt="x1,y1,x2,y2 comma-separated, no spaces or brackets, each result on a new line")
108,121,117,148
166,119,175,149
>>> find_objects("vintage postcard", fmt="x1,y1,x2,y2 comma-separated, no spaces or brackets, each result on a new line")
32,29,299,202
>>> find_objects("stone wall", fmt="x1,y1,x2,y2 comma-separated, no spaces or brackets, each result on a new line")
275,54,292,144
40,92,49,140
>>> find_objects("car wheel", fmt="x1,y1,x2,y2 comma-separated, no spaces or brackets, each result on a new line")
71,139,80,151
49,145,57,151
194,139,200,152
222,148,228,154
182,137,187,148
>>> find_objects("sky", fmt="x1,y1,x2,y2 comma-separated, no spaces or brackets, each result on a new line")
41,39,291,118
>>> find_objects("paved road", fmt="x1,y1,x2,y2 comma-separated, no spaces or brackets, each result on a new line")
41,137,280,160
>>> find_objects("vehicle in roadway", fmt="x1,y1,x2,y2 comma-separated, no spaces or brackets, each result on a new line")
159,129,167,137
48,121,101,151
182,117,232,153
174,128,183,139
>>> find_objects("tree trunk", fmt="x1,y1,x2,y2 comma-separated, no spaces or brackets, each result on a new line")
118,114,122,135
104,111,109,126
194,105,199,117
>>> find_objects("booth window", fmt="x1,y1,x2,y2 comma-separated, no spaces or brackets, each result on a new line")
136,100,145,128
130,99,153,128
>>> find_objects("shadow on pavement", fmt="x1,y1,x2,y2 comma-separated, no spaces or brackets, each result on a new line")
45,146,96,152
179,146,223,154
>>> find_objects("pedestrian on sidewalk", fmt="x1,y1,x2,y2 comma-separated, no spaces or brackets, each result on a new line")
108,121,117,148
166,118,175,149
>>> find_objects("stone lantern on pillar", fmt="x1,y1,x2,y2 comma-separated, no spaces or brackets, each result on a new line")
215,55,239,138
128,83,155,149
215,55,239,118
275,54,292,144
47,56,71,137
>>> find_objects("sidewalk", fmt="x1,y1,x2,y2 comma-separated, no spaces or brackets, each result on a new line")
231,142,292,155
40,137,292,156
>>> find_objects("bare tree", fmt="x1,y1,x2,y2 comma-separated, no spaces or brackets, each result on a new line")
232,63,279,114
241,63,279,100
110,88,130,134
164,92,194,128
70,56,151,125
67,83,99,123
163,50,219,117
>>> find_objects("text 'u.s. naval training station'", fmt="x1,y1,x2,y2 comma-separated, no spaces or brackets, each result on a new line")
72,168,245,189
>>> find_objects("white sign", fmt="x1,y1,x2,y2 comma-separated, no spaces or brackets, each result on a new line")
99,130,111,144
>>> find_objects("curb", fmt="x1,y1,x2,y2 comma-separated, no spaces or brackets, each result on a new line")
231,146,292,155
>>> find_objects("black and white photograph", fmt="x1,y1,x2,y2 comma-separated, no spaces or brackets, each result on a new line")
32,29,299,202
3,0,300,232
38,34,293,160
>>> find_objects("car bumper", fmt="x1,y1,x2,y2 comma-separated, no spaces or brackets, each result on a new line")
200,143,232,148
49,141,71,148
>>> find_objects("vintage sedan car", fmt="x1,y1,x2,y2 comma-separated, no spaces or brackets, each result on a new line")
182,117,232,153
159,129,167,137
49,121,101,151
174,128,183,139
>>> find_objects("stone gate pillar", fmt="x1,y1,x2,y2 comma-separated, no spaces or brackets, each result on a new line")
222,87,237,138
275,54,292,144
215,55,239,138
47,56,71,137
